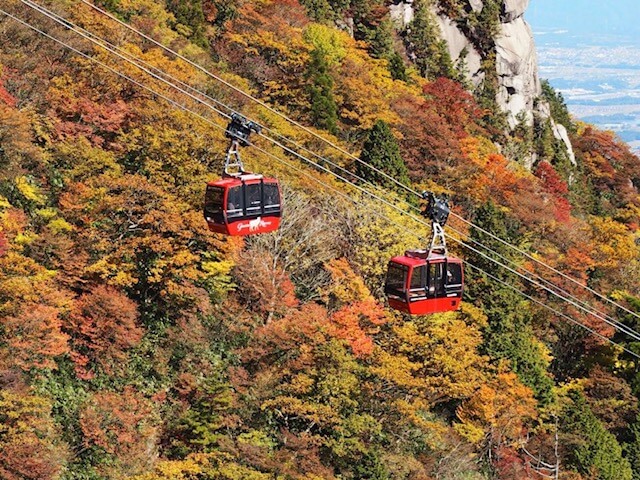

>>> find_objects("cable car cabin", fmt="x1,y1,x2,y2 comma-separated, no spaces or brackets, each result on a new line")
204,174,281,236
385,250,463,315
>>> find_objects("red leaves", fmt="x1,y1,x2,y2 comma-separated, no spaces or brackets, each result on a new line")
0,71,17,108
422,78,485,139
2,304,69,371
67,285,142,379
79,386,157,475
535,161,572,223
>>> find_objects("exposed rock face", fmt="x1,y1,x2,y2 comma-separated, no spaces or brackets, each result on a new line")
501,0,529,22
432,14,484,86
389,0,415,29
495,15,539,129
390,0,575,166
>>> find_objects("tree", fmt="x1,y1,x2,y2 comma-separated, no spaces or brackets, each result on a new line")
355,119,409,194
79,387,159,477
466,202,555,403
2,304,68,371
67,285,143,379
405,0,455,79
307,48,338,134
166,0,209,48
456,372,537,465
0,388,69,480
561,390,632,480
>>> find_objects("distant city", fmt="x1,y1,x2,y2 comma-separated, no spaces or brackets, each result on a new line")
526,1,640,152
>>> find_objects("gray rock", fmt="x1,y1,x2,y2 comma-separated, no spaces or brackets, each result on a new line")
389,0,414,28
389,0,575,167
468,0,483,13
433,13,484,86
495,16,540,128
501,0,529,23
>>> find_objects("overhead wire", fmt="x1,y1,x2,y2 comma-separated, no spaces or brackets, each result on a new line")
9,0,640,342
23,0,640,335
78,0,640,327
74,0,640,329
4,3,640,351
19,0,418,215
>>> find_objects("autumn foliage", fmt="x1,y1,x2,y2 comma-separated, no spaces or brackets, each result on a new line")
0,0,639,479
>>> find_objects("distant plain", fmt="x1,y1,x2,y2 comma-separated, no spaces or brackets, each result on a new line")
527,1,640,152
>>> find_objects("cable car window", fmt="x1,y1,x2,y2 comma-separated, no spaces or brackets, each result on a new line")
227,186,243,218
386,264,407,294
263,182,280,214
245,183,262,215
410,265,426,290
428,262,445,298
447,262,462,286
204,186,224,216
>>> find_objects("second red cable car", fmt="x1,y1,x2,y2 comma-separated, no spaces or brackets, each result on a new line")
385,250,463,314
385,193,464,315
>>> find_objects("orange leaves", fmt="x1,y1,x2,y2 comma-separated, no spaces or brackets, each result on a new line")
47,74,132,148
328,298,385,357
67,285,143,379
2,304,69,371
80,386,158,476
456,371,537,446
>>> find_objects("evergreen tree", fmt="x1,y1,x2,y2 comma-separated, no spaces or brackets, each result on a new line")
388,52,408,82
563,390,632,480
307,49,339,135
466,202,554,405
166,0,209,48
541,79,574,133
356,120,409,193
405,0,456,80
624,414,640,479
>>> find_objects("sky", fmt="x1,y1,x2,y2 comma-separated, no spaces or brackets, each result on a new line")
525,0,640,38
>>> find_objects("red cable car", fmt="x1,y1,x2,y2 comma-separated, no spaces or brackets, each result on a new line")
204,112,282,236
204,174,281,235
385,250,463,315
385,193,464,315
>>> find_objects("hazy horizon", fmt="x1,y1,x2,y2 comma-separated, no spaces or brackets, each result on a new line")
526,1,640,151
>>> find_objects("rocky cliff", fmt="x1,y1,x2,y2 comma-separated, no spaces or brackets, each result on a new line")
390,0,575,166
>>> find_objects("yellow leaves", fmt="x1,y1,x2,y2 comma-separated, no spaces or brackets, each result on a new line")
47,217,73,235
53,138,122,181
303,23,347,64
0,251,59,316
286,372,315,395
323,258,371,305
0,195,11,211
262,396,340,428
589,215,638,270
15,176,45,204
372,312,488,409
456,372,538,446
